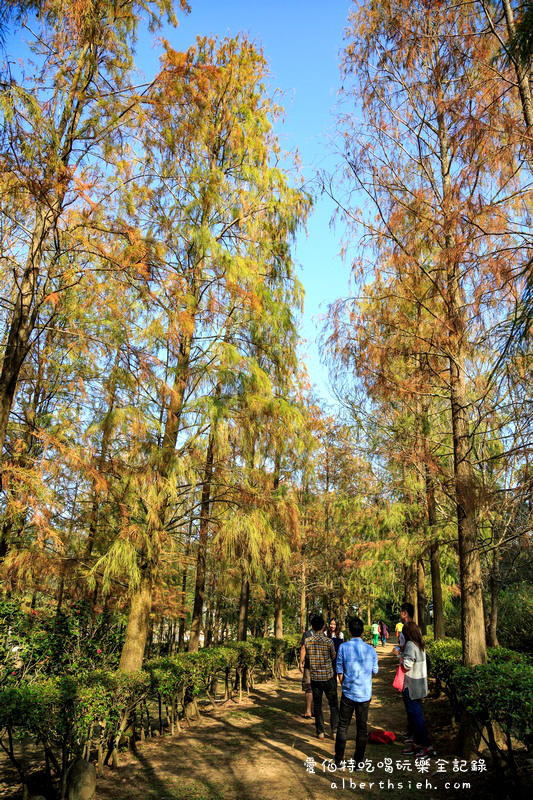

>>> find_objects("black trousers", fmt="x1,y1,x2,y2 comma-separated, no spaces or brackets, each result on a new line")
334,693,370,766
311,676,339,736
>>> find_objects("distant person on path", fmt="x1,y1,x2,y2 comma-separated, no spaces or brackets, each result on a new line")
299,614,339,740
371,621,379,647
334,616,378,768
398,621,436,758
299,612,318,719
327,618,345,654
379,620,388,647
395,619,403,639
397,602,415,648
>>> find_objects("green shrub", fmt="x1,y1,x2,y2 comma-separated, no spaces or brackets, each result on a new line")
496,583,533,653
453,662,533,746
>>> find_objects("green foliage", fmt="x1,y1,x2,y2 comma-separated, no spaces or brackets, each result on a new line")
453,662,533,746
0,600,124,682
426,638,532,763
496,582,533,652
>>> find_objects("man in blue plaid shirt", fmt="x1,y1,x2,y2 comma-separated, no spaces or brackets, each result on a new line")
299,614,339,739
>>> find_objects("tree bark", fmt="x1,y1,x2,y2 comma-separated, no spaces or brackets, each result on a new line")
487,546,499,647
417,558,427,635
501,0,533,130
188,429,215,652
118,567,153,672
426,464,445,639
273,584,283,638
237,573,250,641
300,552,307,633
405,562,418,623
437,85,487,666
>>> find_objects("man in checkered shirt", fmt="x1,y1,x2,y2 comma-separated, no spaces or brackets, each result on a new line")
299,614,339,739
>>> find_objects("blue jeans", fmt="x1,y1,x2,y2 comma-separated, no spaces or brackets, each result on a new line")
402,687,428,746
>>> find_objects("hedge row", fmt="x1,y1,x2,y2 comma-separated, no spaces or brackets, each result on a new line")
426,639,533,776
0,636,299,800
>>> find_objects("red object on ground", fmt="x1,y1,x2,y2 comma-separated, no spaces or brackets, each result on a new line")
368,729,396,744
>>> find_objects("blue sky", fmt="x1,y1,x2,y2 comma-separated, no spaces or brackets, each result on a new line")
137,0,354,401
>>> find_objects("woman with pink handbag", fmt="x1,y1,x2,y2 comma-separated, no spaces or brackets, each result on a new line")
394,622,436,758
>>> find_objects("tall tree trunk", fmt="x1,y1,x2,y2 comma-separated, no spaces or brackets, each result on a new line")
417,558,427,635
300,551,307,633
118,567,153,672
237,573,250,641
273,584,283,638
501,0,533,130
188,428,215,652
449,347,487,665
437,87,487,666
426,464,445,639
339,591,346,630
487,546,499,647
119,327,194,668
85,351,120,559
204,573,217,647
405,562,418,623
178,520,192,653
213,592,222,644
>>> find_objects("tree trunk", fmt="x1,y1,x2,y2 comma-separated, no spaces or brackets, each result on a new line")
273,584,283,638
188,429,215,652
237,573,250,641
426,464,445,639
118,568,153,672
437,88,487,667
300,553,307,633
417,558,427,635
85,351,120,558
449,349,487,664
501,0,533,130
405,562,418,623
487,546,499,647
177,521,192,653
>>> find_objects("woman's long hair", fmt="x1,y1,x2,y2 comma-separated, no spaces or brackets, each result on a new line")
402,621,425,651
329,618,341,637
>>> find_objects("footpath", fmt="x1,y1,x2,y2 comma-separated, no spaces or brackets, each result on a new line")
94,641,494,800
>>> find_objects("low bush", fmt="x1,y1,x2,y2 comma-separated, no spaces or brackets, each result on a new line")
426,638,533,777
0,635,295,799
496,583,533,653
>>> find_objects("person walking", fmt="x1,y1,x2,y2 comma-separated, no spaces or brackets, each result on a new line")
299,612,318,719
371,620,379,647
398,621,436,757
334,616,378,768
379,620,388,647
299,614,339,740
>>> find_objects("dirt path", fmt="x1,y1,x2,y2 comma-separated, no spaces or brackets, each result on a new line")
94,642,494,800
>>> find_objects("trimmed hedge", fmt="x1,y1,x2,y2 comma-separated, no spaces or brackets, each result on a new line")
426,638,533,774
0,636,292,799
